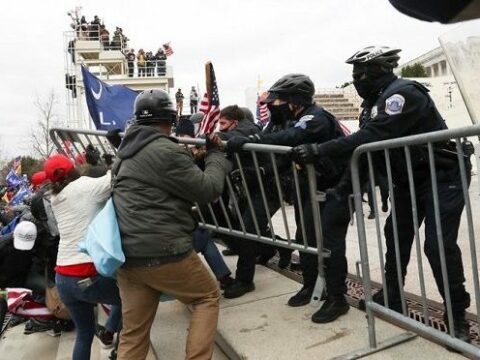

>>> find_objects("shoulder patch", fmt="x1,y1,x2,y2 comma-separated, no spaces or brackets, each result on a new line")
294,115,314,129
371,105,378,119
385,94,405,115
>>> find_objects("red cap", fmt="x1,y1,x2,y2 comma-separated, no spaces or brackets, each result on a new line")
31,171,47,186
75,152,86,165
44,154,74,182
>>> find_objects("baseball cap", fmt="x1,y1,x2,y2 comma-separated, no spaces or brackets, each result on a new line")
44,154,74,182
31,171,47,186
13,221,37,251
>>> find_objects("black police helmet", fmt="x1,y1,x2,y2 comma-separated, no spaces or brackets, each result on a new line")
265,74,315,106
134,89,176,125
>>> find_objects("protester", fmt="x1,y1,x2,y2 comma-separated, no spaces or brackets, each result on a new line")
291,45,472,339
145,51,155,77
99,25,110,49
89,15,101,40
0,221,37,288
155,48,167,76
112,89,231,360
137,49,146,77
125,49,135,77
175,119,234,289
45,154,122,359
190,87,199,114
175,88,184,117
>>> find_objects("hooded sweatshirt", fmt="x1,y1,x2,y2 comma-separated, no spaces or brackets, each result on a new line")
112,124,231,265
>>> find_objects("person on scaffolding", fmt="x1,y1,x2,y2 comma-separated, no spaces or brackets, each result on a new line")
290,46,472,342
226,74,352,323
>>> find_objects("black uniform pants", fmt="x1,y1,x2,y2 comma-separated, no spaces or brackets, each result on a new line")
295,183,350,297
383,170,470,313
233,192,281,283
367,173,389,212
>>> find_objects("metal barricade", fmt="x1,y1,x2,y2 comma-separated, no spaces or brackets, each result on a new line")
49,127,329,307
349,124,480,359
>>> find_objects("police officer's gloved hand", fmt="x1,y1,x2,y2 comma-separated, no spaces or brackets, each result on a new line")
226,134,261,153
290,144,323,164
106,128,122,149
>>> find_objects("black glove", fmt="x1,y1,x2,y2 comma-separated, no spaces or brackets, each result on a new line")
290,143,323,164
85,144,100,165
226,136,250,152
106,128,122,149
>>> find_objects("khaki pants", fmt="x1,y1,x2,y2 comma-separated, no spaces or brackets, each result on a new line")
117,252,220,360
177,101,183,116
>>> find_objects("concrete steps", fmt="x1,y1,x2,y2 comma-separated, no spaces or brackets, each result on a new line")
314,92,360,121
208,248,466,360
0,247,470,359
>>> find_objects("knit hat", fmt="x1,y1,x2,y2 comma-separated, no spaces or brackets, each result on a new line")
44,154,74,183
175,119,195,138
13,221,37,251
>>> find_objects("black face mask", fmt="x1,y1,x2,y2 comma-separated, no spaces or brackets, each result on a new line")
353,78,376,99
268,103,293,125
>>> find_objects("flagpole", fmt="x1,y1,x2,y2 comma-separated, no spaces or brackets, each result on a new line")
205,62,213,102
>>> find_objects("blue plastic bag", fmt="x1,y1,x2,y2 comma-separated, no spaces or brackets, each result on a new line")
79,198,124,278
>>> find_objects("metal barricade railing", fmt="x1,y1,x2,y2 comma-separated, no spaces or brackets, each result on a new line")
349,124,480,359
49,127,329,306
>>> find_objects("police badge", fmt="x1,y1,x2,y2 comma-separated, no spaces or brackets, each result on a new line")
385,94,405,115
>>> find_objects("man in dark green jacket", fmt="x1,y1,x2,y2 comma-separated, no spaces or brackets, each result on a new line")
112,89,232,360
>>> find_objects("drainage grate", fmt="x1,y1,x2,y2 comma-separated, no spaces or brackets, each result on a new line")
265,254,480,347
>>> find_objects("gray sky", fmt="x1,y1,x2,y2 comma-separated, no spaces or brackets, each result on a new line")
0,0,455,157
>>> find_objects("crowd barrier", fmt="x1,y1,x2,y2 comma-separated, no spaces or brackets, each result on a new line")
49,127,329,308
50,126,480,358
349,124,480,359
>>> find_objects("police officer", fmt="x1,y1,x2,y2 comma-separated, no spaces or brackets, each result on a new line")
227,74,352,323
291,46,471,340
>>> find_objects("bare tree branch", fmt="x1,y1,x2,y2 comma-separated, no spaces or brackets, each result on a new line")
31,90,57,158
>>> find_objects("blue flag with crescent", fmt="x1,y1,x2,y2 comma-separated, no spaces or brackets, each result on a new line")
81,66,138,130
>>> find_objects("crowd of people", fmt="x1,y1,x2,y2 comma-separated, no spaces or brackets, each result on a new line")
124,48,168,77
68,13,129,50
174,87,199,117
0,44,474,360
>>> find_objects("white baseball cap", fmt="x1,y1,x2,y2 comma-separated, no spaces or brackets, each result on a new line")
13,221,37,251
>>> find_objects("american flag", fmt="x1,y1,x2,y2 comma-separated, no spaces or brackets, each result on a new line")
163,42,174,57
198,62,220,135
256,92,270,125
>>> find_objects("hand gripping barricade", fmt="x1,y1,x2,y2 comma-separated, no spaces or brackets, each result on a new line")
348,124,480,359
49,127,330,308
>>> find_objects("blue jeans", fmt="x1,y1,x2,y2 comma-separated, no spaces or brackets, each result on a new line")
56,273,122,360
193,228,231,280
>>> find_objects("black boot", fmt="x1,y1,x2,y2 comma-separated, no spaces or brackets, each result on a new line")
288,287,313,307
278,249,292,269
358,289,403,313
223,280,255,299
311,295,349,324
256,247,276,265
444,312,471,344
